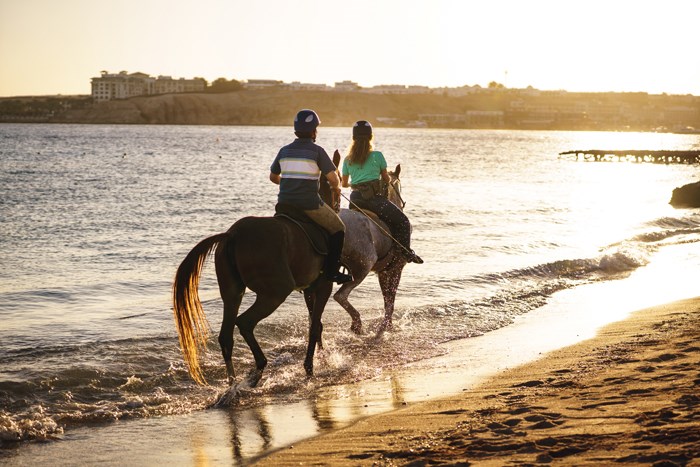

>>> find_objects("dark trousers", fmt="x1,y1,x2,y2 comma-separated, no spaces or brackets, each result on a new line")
349,191,411,250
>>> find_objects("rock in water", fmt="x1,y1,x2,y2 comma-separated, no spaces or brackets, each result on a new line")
670,181,700,208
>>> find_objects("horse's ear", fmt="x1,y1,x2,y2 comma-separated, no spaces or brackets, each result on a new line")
333,149,341,167
394,164,401,178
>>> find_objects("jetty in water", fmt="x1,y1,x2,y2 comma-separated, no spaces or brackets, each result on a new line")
559,149,700,164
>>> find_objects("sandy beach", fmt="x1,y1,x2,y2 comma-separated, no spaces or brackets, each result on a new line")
258,297,700,466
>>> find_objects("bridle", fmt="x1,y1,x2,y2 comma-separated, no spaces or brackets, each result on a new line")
387,178,406,209
331,187,341,212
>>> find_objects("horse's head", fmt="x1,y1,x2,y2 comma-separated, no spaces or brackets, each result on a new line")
318,150,342,212
318,173,336,211
387,164,406,210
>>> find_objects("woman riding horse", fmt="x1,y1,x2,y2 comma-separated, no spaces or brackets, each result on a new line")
341,120,423,264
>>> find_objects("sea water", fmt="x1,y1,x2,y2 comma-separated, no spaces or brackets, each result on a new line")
1,123,699,461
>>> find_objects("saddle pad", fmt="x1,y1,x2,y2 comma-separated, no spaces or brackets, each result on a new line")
349,205,382,225
274,204,329,255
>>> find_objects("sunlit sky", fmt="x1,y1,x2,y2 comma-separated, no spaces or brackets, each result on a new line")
1,0,699,97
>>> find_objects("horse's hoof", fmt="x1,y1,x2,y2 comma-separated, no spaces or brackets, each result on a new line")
374,325,390,340
350,322,363,335
213,385,241,407
375,320,393,338
304,363,314,377
246,369,263,388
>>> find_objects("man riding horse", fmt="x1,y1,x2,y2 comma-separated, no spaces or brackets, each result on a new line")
269,109,353,284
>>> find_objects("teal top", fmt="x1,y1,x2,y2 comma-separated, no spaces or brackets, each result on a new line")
342,151,387,185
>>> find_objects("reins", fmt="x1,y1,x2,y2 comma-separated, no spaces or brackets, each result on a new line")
388,180,407,209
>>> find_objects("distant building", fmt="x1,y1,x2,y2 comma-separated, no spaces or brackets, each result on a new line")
91,71,205,102
244,79,284,89
407,85,432,94
153,75,207,94
438,85,481,97
465,110,504,127
418,113,465,126
365,84,408,94
334,80,361,92
289,81,330,91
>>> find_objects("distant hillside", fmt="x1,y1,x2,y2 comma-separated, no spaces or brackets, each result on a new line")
2,89,699,132
50,89,475,127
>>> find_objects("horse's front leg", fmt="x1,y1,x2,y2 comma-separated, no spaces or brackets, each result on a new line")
376,266,404,337
304,280,332,376
303,289,323,350
333,283,362,334
333,265,371,334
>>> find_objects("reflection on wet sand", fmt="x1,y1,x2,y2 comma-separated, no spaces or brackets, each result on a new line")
191,373,421,464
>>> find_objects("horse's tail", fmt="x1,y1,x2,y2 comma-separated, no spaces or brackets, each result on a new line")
172,232,230,385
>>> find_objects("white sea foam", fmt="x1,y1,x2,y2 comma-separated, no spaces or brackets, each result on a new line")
0,406,63,442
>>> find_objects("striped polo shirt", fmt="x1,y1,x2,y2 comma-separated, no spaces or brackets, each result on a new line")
270,138,337,210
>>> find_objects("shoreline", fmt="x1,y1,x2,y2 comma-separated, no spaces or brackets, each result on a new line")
2,296,698,465
258,297,700,465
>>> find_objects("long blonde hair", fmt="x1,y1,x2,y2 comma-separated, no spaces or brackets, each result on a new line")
346,136,373,167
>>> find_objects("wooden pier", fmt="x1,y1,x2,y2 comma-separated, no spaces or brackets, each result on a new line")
559,149,700,164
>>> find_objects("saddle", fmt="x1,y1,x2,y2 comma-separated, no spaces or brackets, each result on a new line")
349,204,382,225
274,203,329,255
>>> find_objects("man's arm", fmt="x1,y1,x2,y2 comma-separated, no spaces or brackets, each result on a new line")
270,172,281,184
325,170,341,192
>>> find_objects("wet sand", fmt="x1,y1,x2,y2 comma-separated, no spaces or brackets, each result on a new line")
258,297,700,465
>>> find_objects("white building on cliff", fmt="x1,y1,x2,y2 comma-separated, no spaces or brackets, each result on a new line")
91,71,206,102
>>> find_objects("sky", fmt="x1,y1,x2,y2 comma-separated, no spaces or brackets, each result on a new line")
1,0,699,97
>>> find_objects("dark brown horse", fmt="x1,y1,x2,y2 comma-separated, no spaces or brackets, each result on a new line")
172,181,337,387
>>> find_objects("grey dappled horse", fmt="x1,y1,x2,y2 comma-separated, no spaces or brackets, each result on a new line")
334,151,409,336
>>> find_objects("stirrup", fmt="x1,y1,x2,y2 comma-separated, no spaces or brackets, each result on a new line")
329,266,353,284
331,271,353,284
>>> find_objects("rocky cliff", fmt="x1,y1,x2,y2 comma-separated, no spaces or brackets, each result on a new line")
54,90,468,127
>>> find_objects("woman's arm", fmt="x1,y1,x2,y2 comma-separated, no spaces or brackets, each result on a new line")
341,174,350,187
380,169,391,184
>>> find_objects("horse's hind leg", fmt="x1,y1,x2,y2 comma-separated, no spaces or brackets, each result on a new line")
216,253,245,385
377,266,404,336
236,293,288,387
218,287,244,385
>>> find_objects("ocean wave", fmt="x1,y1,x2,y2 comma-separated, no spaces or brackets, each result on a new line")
0,337,217,445
0,406,63,443
2,213,698,447
477,246,647,284
645,214,700,230
2,277,576,445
